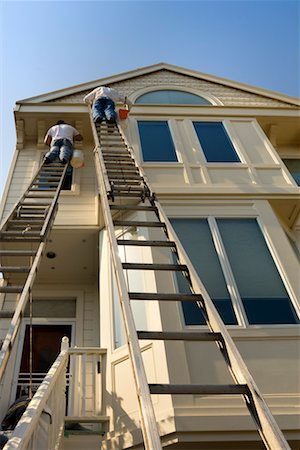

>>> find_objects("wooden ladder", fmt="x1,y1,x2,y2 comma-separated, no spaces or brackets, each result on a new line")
91,118,291,450
0,162,69,382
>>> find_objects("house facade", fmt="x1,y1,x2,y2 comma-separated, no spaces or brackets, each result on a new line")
0,63,299,449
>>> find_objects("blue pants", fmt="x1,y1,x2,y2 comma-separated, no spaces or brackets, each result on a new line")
92,97,117,123
45,138,73,164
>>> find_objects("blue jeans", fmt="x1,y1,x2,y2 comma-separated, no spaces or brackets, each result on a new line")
45,138,73,164
92,97,117,123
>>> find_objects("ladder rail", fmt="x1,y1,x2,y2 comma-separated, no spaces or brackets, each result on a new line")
0,162,69,384
89,111,162,450
0,243,45,382
0,161,48,232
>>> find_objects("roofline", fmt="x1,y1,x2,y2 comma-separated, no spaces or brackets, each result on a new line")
16,62,300,107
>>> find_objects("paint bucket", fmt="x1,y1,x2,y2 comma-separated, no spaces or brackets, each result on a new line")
70,149,84,168
118,108,129,120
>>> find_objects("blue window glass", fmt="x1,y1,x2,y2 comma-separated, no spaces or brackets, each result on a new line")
217,219,299,325
138,121,177,162
171,219,238,325
283,159,300,186
193,122,240,162
136,90,212,105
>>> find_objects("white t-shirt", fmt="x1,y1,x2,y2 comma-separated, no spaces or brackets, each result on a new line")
83,86,125,105
47,124,79,144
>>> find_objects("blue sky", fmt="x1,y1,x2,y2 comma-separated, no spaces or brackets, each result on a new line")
0,0,299,195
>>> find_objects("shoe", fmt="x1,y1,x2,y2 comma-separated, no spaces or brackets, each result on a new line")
60,158,67,165
43,157,51,165
94,117,102,124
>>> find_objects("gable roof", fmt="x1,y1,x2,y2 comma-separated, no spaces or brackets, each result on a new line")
16,62,300,107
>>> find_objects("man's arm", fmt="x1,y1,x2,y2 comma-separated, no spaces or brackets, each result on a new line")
44,134,52,146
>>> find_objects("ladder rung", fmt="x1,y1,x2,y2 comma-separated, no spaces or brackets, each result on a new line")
123,263,188,271
29,188,57,192
114,221,165,228
26,194,56,198
103,156,132,162
0,236,41,242
16,210,48,215
111,187,144,192
0,311,14,318
129,293,203,301
0,250,36,256
108,175,143,180
0,286,23,293
9,218,44,223
117,240,175,247
110,181,143,186
18,203,50,207
137,331,223,341
0,231,40,237
149,384,249,395
110,192,146,198
111,205,156,211
0,266,30,273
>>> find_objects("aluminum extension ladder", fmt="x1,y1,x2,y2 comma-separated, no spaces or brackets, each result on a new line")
91,116,291,450
0,162,68,383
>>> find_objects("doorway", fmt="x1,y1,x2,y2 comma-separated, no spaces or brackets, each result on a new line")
17,324,72,398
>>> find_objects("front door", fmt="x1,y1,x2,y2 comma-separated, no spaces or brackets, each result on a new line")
17,324,72,397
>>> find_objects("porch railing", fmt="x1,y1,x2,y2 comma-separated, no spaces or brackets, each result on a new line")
2,340,107,450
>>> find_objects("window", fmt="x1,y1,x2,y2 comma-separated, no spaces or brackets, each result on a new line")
136,90,212,105
171,219,237,325
171,218,299,326
193,122,240,162
282,159,300,186
138,121,177,162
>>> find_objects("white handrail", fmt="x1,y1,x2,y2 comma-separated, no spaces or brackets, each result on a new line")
3,337,69,450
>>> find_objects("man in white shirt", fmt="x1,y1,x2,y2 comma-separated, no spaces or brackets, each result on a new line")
44,120,83,164
83,85,131,124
